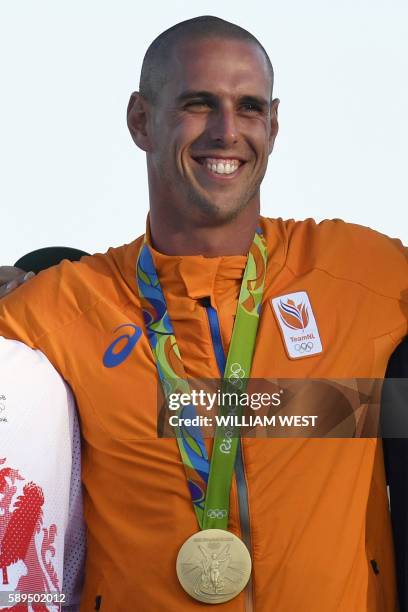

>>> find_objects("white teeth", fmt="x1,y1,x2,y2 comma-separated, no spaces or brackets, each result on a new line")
204,158,240,175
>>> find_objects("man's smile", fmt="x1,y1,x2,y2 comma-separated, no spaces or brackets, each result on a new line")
191,155,247,179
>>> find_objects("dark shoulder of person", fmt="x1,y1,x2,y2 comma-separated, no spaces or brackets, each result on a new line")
383,337,408,612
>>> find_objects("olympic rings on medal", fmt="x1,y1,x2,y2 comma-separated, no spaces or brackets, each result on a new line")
294,342,314,353
206,509,228,519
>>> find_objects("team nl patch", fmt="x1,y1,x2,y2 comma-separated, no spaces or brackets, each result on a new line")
271,291,323,359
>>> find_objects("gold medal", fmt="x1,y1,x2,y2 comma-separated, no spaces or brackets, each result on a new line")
176,529,252,604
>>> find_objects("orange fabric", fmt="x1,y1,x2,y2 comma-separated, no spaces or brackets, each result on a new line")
0,217,407,611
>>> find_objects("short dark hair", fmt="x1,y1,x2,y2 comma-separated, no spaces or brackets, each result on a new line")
139,15,274,104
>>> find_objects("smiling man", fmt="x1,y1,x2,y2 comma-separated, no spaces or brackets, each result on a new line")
0,15,407,612
129,30,278,254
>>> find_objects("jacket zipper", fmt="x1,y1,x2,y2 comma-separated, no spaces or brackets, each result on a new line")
201,297,254,612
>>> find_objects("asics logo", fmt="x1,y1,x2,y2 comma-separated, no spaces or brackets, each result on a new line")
103,324,142,368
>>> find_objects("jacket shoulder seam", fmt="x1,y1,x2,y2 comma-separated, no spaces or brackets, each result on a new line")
32,295,108,345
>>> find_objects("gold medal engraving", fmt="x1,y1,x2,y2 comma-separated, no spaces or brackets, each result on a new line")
176,529,252,604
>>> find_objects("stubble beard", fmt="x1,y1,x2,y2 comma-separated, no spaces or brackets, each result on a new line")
183,179,261,226
154,155,264,227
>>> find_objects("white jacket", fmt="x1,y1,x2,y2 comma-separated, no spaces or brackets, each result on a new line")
0,338,85,611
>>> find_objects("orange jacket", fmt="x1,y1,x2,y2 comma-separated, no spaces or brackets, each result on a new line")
0,217,407,611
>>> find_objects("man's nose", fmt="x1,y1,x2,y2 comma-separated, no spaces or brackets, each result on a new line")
208,108,238,146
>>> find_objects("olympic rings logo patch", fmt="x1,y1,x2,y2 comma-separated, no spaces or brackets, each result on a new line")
294,342,314,353
206,509,228,519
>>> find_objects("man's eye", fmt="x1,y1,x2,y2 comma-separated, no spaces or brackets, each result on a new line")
241,103,261,113
185,101,210,111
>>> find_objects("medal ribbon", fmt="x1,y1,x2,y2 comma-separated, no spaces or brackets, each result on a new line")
136,228,267,530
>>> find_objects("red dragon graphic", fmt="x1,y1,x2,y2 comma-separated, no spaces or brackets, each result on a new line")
0,457,60,611
0,483,44,585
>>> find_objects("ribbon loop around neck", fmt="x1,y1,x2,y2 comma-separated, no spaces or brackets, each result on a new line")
136,228,268,529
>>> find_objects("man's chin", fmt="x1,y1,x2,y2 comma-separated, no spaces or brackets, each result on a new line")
188,191,250,225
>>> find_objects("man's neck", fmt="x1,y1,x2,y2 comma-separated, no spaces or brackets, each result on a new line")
149,206,260,257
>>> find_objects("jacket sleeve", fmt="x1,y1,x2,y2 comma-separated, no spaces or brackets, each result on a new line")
0,338,85,609
62,390,86,611
0,269,58,349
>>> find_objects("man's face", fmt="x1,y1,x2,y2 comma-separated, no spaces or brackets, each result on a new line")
145,37,278,223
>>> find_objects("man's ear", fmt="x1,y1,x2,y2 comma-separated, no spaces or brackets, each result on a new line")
268,98,280,154
127,92,152,152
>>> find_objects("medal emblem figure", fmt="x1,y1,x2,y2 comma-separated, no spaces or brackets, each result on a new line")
197,544,231,595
